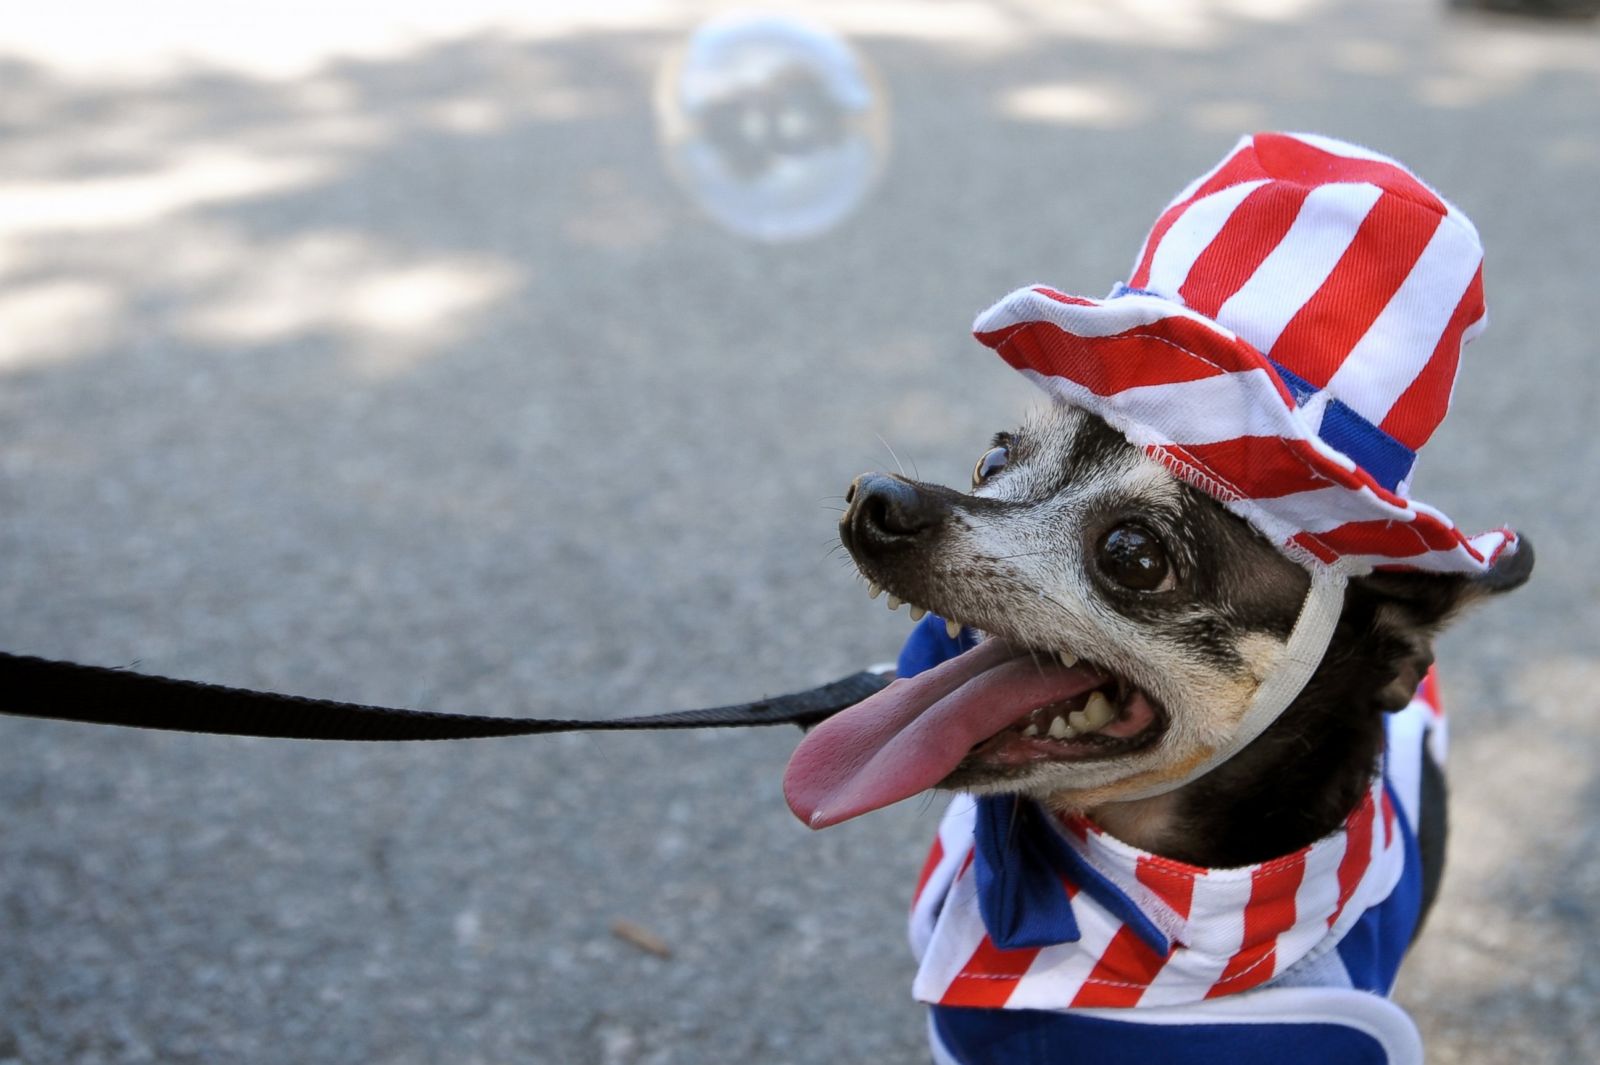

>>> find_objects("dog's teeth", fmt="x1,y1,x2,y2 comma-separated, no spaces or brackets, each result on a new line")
945,619,962,639
1058,651,1079,668
909,605,927,621
868,582,883,600
1047,715,1073,740
1068,709,1092,733
886,595,902,611
1082,691,1116,730
1022,723,1040,738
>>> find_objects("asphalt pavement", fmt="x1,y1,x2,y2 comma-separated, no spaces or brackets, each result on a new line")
2,2,1598,1062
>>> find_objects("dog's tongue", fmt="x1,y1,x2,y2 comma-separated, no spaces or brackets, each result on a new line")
784,639,1104,829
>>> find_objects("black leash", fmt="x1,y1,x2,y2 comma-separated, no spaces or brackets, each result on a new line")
0,650,892,741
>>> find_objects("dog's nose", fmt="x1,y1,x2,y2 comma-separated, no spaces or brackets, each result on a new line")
844,473,945,547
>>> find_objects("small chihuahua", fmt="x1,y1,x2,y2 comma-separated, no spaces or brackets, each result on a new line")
785,133,1531,1065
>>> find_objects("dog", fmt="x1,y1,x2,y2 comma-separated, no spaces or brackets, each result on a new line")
783,133,1532,1064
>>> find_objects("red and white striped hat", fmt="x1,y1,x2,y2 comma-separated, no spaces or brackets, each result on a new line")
974,131,1518,577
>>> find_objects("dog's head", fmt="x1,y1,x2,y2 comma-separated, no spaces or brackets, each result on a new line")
786,134,1530,860
785,405,1532,844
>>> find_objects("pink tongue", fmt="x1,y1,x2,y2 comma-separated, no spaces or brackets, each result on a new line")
783,639,1106,829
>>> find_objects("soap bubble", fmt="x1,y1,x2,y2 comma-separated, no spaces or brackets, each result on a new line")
655,12,889,242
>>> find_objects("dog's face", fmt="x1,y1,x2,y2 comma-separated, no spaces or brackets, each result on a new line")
839,405,1313,809
829,404,1529,823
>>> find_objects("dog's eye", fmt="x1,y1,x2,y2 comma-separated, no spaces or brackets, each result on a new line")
1096,524,1172,592
972,446,1009,488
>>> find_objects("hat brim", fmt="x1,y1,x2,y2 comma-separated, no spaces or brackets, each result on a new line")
973,286,1517,576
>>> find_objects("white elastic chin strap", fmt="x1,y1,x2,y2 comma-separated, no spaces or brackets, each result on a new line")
1117,566,1350,802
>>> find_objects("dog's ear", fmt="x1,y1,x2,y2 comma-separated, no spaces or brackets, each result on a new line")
1345,536,1534,711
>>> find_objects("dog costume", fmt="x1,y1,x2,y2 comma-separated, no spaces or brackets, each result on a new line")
910,133,1519,1065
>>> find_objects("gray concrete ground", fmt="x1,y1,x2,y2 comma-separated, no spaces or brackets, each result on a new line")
2,2,1598,1062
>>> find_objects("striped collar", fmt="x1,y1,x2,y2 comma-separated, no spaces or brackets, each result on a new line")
910,771,1406,1011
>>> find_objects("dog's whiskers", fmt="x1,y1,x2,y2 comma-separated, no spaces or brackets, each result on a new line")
874,433,919,481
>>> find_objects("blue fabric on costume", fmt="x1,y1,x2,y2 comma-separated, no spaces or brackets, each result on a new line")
1337,777,1424,995
932,1005,1393,1065
974,796,1169,955
898,613,978,677
973,797,1083,950
1267,358,1416,491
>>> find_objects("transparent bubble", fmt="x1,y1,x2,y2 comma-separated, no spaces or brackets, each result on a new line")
655,13,889,243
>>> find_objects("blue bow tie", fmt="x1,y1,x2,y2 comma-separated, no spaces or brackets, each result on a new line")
972,796,1170,955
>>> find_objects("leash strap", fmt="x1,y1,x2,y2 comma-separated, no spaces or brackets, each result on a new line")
0,651,892,741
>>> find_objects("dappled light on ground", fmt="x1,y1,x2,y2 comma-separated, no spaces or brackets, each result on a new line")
0,280,123,371
0,2,693,79
178,232,521,376
998,81,1147,128
0,149,336,233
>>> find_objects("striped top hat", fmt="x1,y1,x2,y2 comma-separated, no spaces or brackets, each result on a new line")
974,131,1518,576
